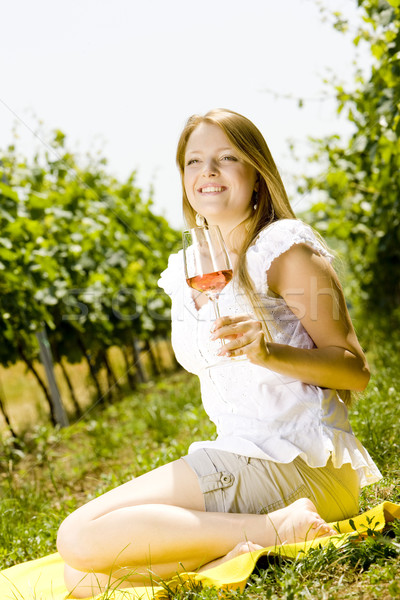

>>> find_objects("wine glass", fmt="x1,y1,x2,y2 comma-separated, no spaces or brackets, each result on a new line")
183,225,232,319
183,225,246,365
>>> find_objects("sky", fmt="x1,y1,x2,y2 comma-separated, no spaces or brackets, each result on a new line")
0,0,370,228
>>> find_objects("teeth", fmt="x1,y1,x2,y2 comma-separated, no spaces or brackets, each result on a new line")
201,186,223,193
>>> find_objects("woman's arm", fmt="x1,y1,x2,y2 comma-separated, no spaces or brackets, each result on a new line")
213,243,370,391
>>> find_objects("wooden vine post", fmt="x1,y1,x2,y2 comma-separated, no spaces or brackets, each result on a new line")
36,328,69,428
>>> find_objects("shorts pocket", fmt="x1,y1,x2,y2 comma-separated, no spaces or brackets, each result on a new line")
259,484,311,514
199,470,235,494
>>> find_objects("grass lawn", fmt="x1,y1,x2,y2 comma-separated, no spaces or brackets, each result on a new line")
0,334,399,599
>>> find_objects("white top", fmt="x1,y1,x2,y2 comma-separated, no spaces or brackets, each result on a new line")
158,219,382,488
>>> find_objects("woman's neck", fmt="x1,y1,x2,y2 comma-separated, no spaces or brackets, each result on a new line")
209,217,251,255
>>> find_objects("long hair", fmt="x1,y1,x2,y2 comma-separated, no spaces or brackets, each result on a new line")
176,108,295,229
176,108,351,406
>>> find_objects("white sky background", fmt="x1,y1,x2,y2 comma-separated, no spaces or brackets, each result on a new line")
1,0,370,228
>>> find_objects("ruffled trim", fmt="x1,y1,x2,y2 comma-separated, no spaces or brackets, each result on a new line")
157,250,184,297
247,219,334,291
327,429,383,488
158,220,332,296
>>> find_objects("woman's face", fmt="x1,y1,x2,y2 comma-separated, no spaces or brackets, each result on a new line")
183,122,258,229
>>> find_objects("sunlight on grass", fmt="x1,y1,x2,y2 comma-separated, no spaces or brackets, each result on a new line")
0,330,399,599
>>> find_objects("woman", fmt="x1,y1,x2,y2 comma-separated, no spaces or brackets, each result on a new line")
57,109,381,597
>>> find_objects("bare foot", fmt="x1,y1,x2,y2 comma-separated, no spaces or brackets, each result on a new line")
266,498,337,545
199,541,263,572
199,498,335,573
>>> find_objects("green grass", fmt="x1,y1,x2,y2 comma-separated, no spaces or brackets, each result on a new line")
0,333,399,599
0,371,214,569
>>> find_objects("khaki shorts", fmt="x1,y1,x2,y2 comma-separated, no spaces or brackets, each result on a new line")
182,449,360,523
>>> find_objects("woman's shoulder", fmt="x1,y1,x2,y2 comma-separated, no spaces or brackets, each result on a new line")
247,218,334,289
252,218,333,261
256,217,317,240
157,250,184,296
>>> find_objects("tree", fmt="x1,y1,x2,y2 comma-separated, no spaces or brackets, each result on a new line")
0,132,180,426
299,0,400,316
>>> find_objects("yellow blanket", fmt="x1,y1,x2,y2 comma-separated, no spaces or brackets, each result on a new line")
1,501,399,600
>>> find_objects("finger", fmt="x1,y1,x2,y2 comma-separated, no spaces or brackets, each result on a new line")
212,319,262,340
218,331,266,357
217,332,254,354
218,340,254,357
211,314,252,332
218,328,264,351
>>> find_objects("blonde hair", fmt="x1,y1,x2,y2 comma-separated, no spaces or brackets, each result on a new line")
176,109,295,337
176,108,351,405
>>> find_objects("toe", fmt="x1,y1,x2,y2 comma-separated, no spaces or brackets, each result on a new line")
314,523,337,537
238,542,263,555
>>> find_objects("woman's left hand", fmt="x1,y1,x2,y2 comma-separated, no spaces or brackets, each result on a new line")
210,315,270,366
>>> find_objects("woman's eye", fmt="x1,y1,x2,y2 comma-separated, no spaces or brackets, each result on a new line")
221,155,237,161
186,159,199,166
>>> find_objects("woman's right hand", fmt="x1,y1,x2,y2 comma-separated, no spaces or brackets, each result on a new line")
211,314,271,367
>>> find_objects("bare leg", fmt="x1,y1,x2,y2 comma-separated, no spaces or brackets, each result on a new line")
58,458,206,597
63,499,334,598
57,460,334,598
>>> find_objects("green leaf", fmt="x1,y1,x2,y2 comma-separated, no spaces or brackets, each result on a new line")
0,182,18,201
27,194,53,210
0,248,15,261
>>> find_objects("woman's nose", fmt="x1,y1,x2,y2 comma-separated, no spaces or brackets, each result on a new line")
202,159,219,177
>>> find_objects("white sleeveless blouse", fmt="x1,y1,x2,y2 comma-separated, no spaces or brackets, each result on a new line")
158,219,381,488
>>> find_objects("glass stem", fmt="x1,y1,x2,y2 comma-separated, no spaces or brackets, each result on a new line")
210,296,226,346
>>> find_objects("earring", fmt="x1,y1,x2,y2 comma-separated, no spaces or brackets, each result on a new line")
195,213,206,226
253,191,258,211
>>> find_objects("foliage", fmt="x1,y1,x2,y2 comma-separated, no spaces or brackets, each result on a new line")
0,134,180,421
298,0,400,316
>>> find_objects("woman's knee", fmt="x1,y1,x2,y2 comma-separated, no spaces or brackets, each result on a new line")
57,512,100,572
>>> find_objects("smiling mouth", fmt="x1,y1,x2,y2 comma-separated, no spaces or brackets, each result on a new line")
199,186,226,193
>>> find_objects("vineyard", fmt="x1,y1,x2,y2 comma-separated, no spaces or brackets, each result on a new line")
0,132,181,433
1,4,400,597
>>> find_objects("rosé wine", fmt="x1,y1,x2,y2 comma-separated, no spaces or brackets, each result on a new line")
186,269,233,296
